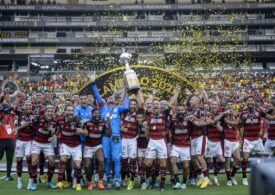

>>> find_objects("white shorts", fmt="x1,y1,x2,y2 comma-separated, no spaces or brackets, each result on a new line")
264,139,275,155
51,139,58,148
145,139,167,159
205,140,223,158
224,139,240,158
83,145,102,158
16,140,32,158
243,138,264,154
138,148,147,158
60,143,82,161
31,141,55,157
169,145,191,161
122,138,137,159
191,136,207,156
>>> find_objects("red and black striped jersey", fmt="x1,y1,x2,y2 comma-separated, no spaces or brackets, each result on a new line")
57,115,82,147
121,112,138,139
267,120,275,140
221,114,239,142
146,109,169,140
240,109,266,141
32,115,57,144
206,112,223,142
137,125,149,149
188,108,206,139
170,117,190,148
84,120,106,147
16,111,36,141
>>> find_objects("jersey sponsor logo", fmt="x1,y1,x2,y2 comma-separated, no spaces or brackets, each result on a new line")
175,128,188,134
38,128,50,135
150,118,163,123
125,116,135,122
89,133,101,138
62,131,75,136
245,118,259,124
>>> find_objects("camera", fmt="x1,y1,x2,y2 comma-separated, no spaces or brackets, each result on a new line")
0,103,14,122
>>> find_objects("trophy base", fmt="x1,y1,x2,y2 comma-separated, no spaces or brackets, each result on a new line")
127,87,140,93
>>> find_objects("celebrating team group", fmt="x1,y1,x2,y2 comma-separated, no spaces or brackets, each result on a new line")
2,79,275,192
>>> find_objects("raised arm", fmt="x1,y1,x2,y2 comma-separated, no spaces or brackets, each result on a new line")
118,95,130,114
168,85,181,108
136,89,144,109
213,110,231,122
192,118,214,127
265,113,275,121
92,83,103,105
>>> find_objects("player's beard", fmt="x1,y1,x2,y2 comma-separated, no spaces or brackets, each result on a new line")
45,115,53,121
93,117,100,124
177,113,184,120
248,103,254,110
67,113,74,120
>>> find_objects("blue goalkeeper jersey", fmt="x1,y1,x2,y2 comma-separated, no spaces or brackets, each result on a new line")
92,84,129,137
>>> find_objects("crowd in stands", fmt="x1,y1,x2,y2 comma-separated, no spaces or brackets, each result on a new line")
0,71,274,107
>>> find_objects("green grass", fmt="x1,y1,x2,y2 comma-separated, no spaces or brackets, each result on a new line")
0,174,249,195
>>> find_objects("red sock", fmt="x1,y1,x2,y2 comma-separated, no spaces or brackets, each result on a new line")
76,168,82,183
58,161,66,182
231,165,239,177
26,156,32,178
226,170,231,181
150,166,157,182
16,160,23,177
85,164,92,182
214,161,223,176
138,164,146,184
39,153,45,175
47,164,55,182
241,161,248,178
203,169,209,178
195,168,202,176
121,159,129,180
160,166,166,187
99,173,104,181
129,159,137,181
31,164,38,183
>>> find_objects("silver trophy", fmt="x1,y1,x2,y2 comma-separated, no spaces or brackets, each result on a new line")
120,48,140,92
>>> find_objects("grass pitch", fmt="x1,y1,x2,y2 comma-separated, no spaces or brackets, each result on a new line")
0,172,249,195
